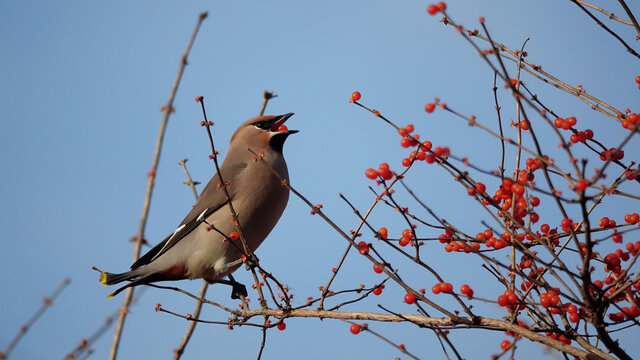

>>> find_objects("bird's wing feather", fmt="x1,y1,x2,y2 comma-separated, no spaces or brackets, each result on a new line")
130,162,247,269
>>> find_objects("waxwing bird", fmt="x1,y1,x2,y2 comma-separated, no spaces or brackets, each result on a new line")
96,113,297,298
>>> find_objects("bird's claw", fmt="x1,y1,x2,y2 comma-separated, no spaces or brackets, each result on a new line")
230,282,248,300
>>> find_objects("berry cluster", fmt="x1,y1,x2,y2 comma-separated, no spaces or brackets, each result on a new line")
341,6,639,355
365,162,394,181
599,148,625,161
569,129,594,144
497,289,521,309
554,116,577,130
431,282,453,294
621,113,638,130
427,2,446,16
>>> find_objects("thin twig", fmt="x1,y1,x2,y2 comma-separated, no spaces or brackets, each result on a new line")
576,0,635,26
258,91,277,116
570,0,640,59
2,277,70,359
173,159,204,360
177,159,200,200
108,12,208,360
173,281,208,359
617,0,640,36
492,71,506,179
344,320,421,360
162,304,612,360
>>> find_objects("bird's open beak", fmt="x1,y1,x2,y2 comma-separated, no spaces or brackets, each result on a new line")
269,113,298,134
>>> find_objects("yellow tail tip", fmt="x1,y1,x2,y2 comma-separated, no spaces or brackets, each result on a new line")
106,292,115,299
99,271,108,285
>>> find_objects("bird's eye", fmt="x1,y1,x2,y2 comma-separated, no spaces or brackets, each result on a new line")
253,122,271,130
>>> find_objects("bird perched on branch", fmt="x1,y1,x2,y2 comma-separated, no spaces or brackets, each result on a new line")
95,113,297,298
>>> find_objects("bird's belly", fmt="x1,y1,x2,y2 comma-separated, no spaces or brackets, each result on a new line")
181,219,236,281
182,173,289,282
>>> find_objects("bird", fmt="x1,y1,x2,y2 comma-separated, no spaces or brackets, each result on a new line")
96,113,297,299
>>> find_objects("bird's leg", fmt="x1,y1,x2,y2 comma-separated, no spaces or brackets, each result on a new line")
210,275,247,299
228,274,248,299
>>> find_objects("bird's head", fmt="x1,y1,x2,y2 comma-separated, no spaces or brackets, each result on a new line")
230,113,298,154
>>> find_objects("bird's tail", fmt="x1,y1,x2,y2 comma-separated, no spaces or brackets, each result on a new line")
99,269,135,285
92,266,148,299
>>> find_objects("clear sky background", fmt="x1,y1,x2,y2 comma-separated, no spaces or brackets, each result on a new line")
1,1,638,359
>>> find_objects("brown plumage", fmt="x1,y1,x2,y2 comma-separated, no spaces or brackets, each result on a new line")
97,113,297,298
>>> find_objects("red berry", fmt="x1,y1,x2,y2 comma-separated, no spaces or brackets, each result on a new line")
427,4,439,15
229,231,239,241
425,153,436,163
569,312,580,323
575,179,588,192
425,103,436,113
404,293,417,304
277,322,286,331
400,138,412,148
421,140,433,151
351,91,361,102
494,238,508,249
399,236,411,247
530,212,539,223
511,183,525,196
530,196,540,207
460,284,471,295
475,182,486,194
378,163,393,180
613,233,622,243
624,213,639,224
365,168,378,180
598,217,611,228
540,293,551,308
584,129,594,139
500,340,511,350
554,118,565,128
576,131,587,142
373,286,383,295
373,263,384,274
350,324,361,334
636,76,640,84
357,241,369,254
378,227,388,239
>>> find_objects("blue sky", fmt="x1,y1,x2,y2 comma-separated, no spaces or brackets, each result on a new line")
1,1,638,359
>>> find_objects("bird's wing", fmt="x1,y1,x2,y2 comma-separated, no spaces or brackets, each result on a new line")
130,162,247,270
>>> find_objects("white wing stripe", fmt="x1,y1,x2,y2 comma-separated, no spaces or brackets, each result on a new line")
196,208,209,222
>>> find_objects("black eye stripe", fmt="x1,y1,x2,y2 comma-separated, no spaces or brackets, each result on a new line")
254,122,270,130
